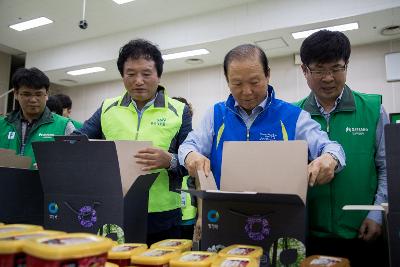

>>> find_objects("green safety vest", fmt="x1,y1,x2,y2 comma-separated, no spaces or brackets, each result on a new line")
0,108,70,168
100,87,185,213
181,176,197,221
295,85,381,238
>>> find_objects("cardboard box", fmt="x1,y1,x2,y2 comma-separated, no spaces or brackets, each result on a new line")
0,149,43,225
188,141,308,267
32,135,158,243
385,124,400,267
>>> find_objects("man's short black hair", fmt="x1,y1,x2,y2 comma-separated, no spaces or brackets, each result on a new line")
223,44,269,81
300,30,351,66
12,67,50,91
117,39,164,77
47,96,63,115
54,93,72,109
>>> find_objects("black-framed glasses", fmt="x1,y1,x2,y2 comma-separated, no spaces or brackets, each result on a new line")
306,65,347,79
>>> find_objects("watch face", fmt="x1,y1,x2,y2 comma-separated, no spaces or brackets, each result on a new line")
170,155,178,169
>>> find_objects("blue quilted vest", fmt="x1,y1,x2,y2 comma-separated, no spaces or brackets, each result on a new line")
210,85,301,188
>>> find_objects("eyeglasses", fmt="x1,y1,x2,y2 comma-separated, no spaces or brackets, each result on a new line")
306,65,347,79
18,92,47,99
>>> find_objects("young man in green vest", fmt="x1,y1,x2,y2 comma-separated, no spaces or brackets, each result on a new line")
0,67,75,168
296,30,389,266
77,39,192,244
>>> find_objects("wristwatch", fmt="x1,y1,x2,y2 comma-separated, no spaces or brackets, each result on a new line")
326,152,339,170
168,154,178,170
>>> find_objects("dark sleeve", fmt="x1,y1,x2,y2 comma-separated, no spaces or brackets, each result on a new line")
168,104,193,177
71,105,103,139
176,104,193,150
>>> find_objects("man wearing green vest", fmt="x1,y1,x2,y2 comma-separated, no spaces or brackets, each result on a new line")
296,30,389,266
77,39,192,244
0,67,75,168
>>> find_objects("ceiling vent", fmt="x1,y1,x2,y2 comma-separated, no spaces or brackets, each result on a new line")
381,25,400,36
185,58,204,65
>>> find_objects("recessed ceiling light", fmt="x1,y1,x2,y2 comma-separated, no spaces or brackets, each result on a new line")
9,17,53,32
292,22,359,39
163,49,210,61
67,67,106,76
112,0,136,4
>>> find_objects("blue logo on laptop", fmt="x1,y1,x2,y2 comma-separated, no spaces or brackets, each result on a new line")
207,210,220,223
48,202,59,214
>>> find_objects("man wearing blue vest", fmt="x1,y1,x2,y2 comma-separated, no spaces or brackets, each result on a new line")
179,44,345,190
296,30,389,266
77,39,192,244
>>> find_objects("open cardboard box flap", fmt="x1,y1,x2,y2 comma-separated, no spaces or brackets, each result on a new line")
0,148,32,169
197,140,308,204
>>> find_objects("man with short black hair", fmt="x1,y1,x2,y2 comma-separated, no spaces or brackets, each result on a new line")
296,30,389,266
77,39,192,244
0,67,74,167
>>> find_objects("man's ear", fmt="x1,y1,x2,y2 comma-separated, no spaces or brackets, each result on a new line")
13,89,19,102
300,64,307,76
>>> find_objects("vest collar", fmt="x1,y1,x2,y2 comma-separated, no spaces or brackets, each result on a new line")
303,85,355,115
226,84,275,110
6,107,54,125
120,85,167,108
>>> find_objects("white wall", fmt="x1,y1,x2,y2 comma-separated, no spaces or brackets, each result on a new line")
59,39,400,128
0,51,11,115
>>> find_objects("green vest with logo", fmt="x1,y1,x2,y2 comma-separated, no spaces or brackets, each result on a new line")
181,176,197,221
100,88,185,213
296,86,381,238
0,108,70,168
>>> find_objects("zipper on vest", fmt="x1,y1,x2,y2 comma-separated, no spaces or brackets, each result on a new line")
246,127,250,141
135,112,142,140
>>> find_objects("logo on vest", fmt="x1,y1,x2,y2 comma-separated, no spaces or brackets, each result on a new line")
150,118,166,126
259,132,277,141
8,131,15,140
345,127,369,136
38,133,55,138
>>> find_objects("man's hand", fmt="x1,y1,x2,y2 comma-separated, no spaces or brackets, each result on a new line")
308,153,337,187
184,151,210,177
134,147,171,171
359,218,382,241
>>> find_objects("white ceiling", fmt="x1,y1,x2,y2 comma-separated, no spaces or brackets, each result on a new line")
1,0,400,87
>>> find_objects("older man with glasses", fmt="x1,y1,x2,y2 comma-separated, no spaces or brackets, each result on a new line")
296,30,389,267
0,67,75,168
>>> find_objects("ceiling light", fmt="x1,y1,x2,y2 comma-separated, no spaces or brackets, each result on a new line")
112,0,136,4
292,22,359,39
67,67,106,76
163,49,210,61
9,17,53,32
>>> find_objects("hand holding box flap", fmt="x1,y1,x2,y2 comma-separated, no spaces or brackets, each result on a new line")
0,148,32,169
220,141,308,203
